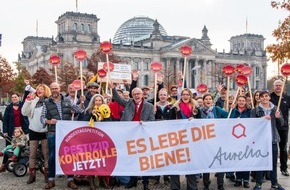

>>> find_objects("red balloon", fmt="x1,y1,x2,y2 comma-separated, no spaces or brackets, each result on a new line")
180,45,192,57
222,64,235,77
150,62,163,73
235,75,248,87
236,64,245,74
103,62,114,72
74,49,87,61
71,80,82,91
241,66,253,77
100,41,112,54
196,83,208,94
281,63,290,77
49,55,61,66
97,69,107,78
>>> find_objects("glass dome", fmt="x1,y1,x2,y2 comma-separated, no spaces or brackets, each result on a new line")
113,16,167,44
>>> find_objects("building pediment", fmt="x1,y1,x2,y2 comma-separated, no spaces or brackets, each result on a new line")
161,38,216,55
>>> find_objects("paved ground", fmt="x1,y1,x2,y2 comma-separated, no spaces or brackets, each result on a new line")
0,167,289,190
0,122,290,190
0,149,289,190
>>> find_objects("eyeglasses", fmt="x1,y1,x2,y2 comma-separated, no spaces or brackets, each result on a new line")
133,93,141,96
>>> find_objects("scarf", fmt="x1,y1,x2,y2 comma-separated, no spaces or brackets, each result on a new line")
132,100,144,121
35,98,44,108
259,102,274,116
13,102,20,106
203,106,214,119
179,102,192,118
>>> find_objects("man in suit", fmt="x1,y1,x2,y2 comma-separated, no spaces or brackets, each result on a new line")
109,82,154,190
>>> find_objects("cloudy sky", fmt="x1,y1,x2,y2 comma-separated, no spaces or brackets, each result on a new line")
0,0,288,77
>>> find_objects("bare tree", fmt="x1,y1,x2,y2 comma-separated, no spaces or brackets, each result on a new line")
208,62,227,85
162,65,176,90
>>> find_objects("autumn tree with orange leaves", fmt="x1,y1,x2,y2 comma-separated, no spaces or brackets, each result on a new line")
57,62,79,91
31,67,53,86
0,55,15,102
266,0,290,74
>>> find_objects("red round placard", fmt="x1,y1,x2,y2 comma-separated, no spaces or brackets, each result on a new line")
49,55,61,66
103,62,114,72
74,50,87,61
71,80,82,91
100,41,112,54
222,64,235,77
241,66,253,77
98,69,107,79
281,63,290,77
235,75,248,87
196,83,208,94
180,45,192,57
236,64,245,74
150,62,163,73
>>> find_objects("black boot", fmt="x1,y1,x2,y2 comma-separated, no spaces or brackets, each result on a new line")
234,181,242,187
125,179,137,189
143,183,150,190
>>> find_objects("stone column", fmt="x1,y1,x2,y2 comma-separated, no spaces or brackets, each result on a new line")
195,59,200,85
186,58,190,88
188,59,192,88
176,58,180,72
203,59,207,84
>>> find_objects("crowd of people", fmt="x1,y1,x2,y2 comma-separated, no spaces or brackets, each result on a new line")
0,70,289,190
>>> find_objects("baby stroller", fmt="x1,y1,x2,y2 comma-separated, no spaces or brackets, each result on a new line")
0,131,44,177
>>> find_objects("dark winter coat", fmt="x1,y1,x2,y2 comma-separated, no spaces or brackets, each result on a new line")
3,102,29,138
270,92,290,130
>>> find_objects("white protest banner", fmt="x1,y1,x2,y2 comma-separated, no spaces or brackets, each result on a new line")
55,118,272,176
97,62,131,83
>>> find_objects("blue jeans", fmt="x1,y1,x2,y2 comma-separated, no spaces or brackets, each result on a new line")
255,143,278,186
47,133,56,180
47,133,75,181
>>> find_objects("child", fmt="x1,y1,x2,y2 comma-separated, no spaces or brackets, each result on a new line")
0,128,28,161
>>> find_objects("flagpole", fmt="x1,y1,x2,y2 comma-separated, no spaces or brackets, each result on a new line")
246,16,248,34
36,19,38,37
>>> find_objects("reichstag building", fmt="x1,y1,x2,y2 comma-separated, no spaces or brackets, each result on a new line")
19,12,267,91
